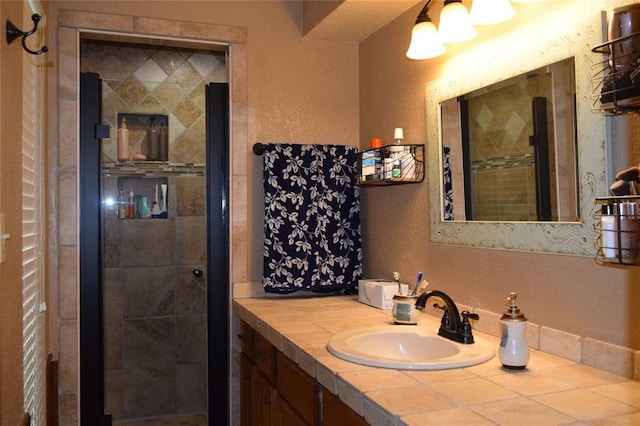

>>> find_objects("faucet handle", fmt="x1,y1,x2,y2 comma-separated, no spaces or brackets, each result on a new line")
433,303,450,329
460,311,479,344
461,311,479,321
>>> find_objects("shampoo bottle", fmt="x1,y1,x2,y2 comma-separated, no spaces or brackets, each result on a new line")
159,121,168,162
499,292,529,370
139,196,152,219
127,188,136,219
601,203,617,261
117,117,130,161
148,117,159,161
118,191,127,219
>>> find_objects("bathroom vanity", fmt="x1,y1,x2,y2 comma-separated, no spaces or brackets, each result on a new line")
234,296,640,425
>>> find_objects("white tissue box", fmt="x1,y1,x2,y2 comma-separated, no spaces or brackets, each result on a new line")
358,280,408,310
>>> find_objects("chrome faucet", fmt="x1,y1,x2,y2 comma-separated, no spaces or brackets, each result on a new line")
414,290,479,344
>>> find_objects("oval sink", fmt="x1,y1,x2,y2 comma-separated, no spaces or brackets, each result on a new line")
327,325,495,370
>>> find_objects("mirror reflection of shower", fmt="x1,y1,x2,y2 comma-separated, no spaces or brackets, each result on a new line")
441,57,577,222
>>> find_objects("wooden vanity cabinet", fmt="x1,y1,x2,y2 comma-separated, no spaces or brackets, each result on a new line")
253,369,277,425
239,320,363,426
321,386,368,426
274,395,307,426
240,352,254,425
240,321,276,426
276,351,318,425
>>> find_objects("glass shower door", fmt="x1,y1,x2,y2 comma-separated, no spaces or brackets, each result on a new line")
102,173,208,424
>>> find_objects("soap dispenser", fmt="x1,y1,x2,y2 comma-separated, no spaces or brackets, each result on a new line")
499,292,529,370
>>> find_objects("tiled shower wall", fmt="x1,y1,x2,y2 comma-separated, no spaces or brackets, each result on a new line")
81,40,227,164
55,11,248,424
80,40,227,421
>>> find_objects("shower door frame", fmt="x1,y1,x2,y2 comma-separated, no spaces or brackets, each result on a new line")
79,60,231,426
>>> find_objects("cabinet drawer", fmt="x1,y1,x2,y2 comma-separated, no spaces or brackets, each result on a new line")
276,352,317,425
254,330,275,384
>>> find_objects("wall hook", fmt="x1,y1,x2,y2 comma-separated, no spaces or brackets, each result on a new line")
6,14,48,55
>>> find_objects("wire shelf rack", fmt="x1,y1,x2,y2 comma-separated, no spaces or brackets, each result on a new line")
592,32,640,114
594,196,640,266
357,144,425,186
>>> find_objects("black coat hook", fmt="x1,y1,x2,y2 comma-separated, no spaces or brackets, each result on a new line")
6,14,48,55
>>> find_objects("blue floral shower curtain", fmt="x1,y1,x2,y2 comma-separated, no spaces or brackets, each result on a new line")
261,143,362,294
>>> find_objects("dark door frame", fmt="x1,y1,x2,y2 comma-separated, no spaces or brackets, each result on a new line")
79,72,110,426
205,82,230,423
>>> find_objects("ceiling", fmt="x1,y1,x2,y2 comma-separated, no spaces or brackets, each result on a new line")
303,0,422,42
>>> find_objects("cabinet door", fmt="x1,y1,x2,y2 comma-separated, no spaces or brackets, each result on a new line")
254,330,275,384
322,387,368,426
240,353,253,426
253,370,276,426
274,395,307,426
276,352,317,425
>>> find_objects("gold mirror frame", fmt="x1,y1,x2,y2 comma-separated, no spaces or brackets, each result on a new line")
426,9,605,256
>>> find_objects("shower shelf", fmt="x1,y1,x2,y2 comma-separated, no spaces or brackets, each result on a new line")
357,144,424,187
102,162,204,177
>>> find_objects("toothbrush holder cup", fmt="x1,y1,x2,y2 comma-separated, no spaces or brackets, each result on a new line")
392,294,420,324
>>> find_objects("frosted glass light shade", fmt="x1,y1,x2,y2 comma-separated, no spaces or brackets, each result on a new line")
438,1,477,44
406,21,446,60
511,0,536,3
470,0,516,25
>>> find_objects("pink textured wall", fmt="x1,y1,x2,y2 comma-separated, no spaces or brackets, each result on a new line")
48,0,359,281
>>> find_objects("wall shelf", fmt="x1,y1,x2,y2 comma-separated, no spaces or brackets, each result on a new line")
357,144,424,187
594,196,640,267
591,32,640,114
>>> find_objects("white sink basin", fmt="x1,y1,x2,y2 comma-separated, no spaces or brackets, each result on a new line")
327,325,495,370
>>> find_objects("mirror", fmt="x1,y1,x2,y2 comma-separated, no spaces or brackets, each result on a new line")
426,10,606,256
442,58,577,222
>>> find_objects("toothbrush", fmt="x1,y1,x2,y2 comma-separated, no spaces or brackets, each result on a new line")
393,271,402,295
411,272,423,296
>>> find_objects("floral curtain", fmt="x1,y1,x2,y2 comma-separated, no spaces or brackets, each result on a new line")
262,143,362,294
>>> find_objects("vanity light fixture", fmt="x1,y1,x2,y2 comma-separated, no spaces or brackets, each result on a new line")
438,0,477,44
470,0,516,26
510,0,537,3
406,0,446,60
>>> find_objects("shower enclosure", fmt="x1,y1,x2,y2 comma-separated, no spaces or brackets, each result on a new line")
79,38,229,425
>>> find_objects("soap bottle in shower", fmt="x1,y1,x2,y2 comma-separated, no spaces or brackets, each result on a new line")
139,196,152,219
127,188,136,219
148,117,159,161
159,120,168,162
117,117,130,161
118,191,127,219
499,292,529,370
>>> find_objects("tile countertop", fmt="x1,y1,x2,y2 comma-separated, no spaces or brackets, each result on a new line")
233,295,640,425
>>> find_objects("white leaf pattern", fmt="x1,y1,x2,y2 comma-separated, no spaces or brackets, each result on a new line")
262,143,362,293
